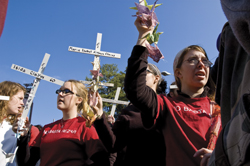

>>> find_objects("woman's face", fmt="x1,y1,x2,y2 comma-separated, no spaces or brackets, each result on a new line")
7,90,24,115
176,49,209,90
145,67,159,91
57,82,81,112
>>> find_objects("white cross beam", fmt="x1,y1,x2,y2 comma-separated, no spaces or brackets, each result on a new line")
11,63,64,87
68,34,121,59
0,96,10,100
80,80,114,88
11,53,64,131
102,87,129,117
68,33,129,116
110,87,125,116
68,33,120,88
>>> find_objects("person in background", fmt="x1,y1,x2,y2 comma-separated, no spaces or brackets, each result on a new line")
0,81,25,166
123,14,221,166
92,63,167,166
0,81,39,166
33,125,42,132
168,81,178,98
16,79,110,166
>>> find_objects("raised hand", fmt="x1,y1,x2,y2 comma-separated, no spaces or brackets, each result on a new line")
12,115,30,137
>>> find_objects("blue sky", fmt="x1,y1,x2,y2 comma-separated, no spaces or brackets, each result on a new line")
0,1,227,126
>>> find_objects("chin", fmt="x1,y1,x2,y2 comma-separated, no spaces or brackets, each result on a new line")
193,81,207,88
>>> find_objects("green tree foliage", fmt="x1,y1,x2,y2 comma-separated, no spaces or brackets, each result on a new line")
86,64,128,117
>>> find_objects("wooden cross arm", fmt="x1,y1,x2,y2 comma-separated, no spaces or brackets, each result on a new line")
80,80,114,87
0,95,10,100
102,98,129,105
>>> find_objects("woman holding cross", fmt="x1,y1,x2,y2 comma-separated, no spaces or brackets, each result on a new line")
123,15,222,166
0,81,40,166
16,79,111,166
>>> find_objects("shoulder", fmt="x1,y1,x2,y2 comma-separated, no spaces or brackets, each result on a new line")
76,116,86,122
31,125,40,134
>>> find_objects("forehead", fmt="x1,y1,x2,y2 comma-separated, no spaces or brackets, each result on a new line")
184,49,206,59
62,81,74,90
11,90,24,99
15,90,24,96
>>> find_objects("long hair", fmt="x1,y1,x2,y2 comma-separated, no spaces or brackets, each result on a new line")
0,81,26,124
65,79,89,114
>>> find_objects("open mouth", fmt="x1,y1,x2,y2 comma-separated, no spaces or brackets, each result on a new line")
58,99,64,103
195,71,205,77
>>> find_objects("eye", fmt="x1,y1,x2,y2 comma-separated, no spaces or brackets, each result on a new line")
64,89,71,94
187,57,197,63
56,89,61,94
201,59,208,63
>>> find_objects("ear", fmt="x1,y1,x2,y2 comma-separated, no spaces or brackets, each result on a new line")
154,75,160,84
76,97,83,105
174,68,183,80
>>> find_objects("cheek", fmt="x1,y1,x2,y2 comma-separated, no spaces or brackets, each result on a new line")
205,68,210,79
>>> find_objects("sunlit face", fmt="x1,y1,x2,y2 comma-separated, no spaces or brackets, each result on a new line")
57,81,81,112
7,90,24,115
146,67,158,91
176,50,209,89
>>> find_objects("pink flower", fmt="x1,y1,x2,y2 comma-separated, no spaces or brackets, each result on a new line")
145,43,164,63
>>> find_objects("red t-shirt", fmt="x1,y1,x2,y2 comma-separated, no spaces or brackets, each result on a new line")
28,125,40,146
31,117,105,166
157,94,212,165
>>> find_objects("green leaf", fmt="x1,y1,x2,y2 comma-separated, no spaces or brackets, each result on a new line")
129,1,162,11
129,7,138,10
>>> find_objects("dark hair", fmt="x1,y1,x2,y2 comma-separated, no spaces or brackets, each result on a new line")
34,124,43,131
156,78,167,95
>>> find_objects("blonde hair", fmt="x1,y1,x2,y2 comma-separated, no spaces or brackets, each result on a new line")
0,81,26,124
65,80,89,114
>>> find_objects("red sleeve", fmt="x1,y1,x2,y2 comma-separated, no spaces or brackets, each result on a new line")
28,126,40,146
30,128,43,147
0,0,8,37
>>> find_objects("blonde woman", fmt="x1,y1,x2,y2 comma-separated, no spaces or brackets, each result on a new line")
16,80,110,166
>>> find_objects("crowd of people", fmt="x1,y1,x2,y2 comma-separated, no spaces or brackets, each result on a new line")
1,0,250,165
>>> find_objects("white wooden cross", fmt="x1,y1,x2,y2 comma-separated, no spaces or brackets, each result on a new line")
68,33,128,115
0,96,9,100
69,33,120,89
109,87,129,117
11,53,64,132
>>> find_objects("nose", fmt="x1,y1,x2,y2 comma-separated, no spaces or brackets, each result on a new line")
58,91,64,96
197,59,205,68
